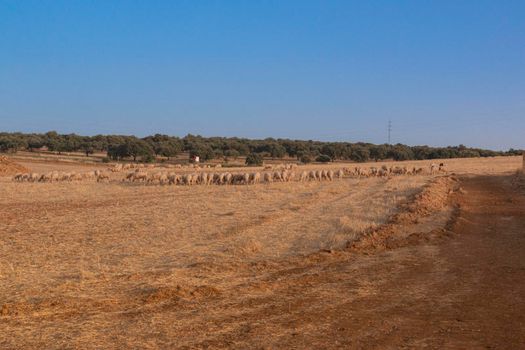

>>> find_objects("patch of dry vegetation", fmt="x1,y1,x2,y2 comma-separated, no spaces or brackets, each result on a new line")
0,156,521,348
0,156,30,176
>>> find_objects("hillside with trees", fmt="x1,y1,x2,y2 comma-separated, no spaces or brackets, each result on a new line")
0,131,521,163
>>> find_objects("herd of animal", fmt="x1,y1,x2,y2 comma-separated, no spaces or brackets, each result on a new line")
12,163,445,185
109,162,221,172
12,170,109,183
123,168,343,185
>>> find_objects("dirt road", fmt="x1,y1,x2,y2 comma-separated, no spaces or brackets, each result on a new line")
178,174,525,349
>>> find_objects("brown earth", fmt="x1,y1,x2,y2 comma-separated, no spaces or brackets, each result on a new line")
0,156,30,176
169,174,525,349
1,169,524,348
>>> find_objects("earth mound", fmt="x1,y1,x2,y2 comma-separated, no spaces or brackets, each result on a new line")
0,156,30,176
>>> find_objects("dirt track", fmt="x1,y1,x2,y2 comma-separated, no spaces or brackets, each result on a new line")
179,174,525,349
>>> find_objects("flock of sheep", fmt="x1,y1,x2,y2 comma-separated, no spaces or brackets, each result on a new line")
123,168,344,185
109,162,220,172
13,170,109,183
12,163,445,185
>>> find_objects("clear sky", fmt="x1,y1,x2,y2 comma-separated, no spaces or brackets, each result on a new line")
1,1,524,150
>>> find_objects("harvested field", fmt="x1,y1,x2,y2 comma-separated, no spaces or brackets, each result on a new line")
0,156,30,176
0,156,523,349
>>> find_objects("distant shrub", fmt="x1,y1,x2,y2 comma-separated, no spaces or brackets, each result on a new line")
143,154,156,163
245,153,264,166
299,154,312,164
316,154,331,163
101,157,110,163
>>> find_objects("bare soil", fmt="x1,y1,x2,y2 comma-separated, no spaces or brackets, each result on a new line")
155,174,524,349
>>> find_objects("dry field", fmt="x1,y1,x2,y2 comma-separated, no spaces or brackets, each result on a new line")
0,156,523,349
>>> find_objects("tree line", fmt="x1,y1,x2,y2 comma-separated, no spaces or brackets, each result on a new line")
0,131,521,163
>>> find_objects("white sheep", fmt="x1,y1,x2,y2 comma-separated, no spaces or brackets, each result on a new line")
299,171,308,182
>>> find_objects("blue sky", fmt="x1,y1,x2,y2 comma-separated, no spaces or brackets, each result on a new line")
1,1,524,150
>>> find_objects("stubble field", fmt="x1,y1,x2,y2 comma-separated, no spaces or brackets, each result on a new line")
0,156,523,349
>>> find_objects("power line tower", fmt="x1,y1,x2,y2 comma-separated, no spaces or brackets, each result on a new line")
388,119,392,145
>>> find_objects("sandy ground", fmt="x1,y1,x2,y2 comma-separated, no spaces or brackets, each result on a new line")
0,156,524,348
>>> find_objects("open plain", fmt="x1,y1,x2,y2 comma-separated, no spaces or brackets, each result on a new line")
1,156,524,349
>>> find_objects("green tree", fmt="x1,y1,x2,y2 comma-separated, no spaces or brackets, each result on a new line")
388,144,414,161
299,153,312,164
80,142,95,157
107,138,153,161
350,146,370,162
245,153,264,166
268,143,286,158
27,136,45,151
370,144,388,161
316,154,331,163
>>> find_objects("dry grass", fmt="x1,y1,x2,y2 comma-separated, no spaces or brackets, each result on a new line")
0,155,521,348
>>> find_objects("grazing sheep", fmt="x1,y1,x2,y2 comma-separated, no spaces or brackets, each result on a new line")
354,167,367,177
391,166,403,175
315,170,322,181
167,173,180,185
263,172,273,183
224,173,233,185
125,172,135,181
198,172,208,185
214,172,224,185
82,171,95,180
336,169,344,179
308,170,317,181
29,173,40,182
13,173,27,182
39,173,51,182
299,171,308,182
182,173,192,185
97,172,110,182
273,171,283,182
281,170,289,182
414,167,424,175
60,173,71,182
146,172,161,184
75,173,85,181
250,172,261,184
111,164,123,172
158,173,169,185
243,172,250,185
49,171,59,182
132,172,148,182
231,173,247,185
327,170,334,181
